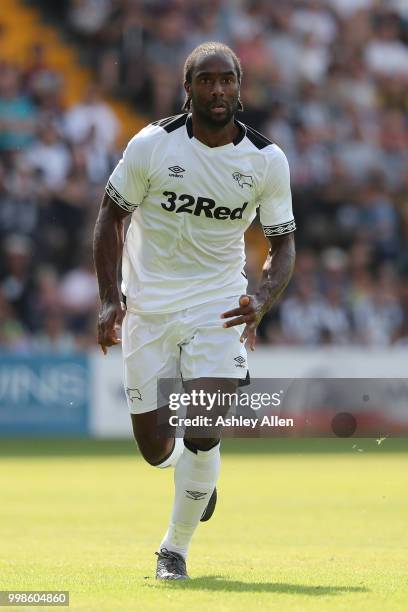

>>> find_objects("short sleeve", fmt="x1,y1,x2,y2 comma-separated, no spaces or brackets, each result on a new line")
258,146,296,237
106,135,149,213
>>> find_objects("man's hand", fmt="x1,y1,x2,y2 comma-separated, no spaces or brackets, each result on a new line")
97,301,126,355
220,294,264,351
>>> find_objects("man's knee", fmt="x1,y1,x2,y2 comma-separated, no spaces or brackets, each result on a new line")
134,434,175,466
184,436,220,452
130,411,178,466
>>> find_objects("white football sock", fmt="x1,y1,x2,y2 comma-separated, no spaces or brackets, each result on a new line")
159,442,220,559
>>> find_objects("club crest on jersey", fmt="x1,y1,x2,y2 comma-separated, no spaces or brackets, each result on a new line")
232,172,254,189
126,387,142,402
168,165,185,178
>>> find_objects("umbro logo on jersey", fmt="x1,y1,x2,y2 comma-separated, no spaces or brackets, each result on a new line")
234,356,246,368
233,172,254,189
185,490,207,501
168,165,185,178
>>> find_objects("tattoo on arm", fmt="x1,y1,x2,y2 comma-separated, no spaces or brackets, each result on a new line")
256,232,296,316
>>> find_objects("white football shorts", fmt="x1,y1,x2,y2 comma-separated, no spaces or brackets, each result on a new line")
122,296,249,414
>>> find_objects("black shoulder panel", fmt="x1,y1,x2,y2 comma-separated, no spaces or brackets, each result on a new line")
245,124,273,150
151,114,188,133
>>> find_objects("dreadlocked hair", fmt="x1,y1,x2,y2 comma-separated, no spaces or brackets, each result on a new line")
182,41,244,112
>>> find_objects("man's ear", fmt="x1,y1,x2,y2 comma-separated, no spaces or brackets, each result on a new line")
184,81,191,95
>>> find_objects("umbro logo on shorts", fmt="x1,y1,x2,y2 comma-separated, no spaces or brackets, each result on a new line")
232,172,254,189
185,490,208,501
234,356,246,368
168,165,185,178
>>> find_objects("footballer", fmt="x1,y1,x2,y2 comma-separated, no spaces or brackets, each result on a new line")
93,42,296,580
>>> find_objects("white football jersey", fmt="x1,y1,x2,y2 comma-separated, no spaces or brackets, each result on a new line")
106,113,295,313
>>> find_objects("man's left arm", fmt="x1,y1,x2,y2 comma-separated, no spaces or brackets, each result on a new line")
221,145,295,350
221,232,295,350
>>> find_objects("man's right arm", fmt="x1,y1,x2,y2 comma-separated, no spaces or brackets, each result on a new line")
93,192,130,354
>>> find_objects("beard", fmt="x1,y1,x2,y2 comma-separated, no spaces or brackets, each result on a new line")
191,95,239,128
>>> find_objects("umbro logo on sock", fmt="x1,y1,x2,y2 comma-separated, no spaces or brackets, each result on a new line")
185,490,207,501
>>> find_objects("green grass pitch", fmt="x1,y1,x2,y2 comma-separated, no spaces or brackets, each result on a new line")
0,438,407,612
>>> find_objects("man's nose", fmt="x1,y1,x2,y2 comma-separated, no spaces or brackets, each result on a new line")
211,80,225,96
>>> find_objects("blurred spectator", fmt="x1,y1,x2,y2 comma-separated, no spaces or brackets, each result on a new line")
0,289,30,352
0,63,36,151
280,277,326,345
59,250,98,338
325,59,377,112
335,122,381,182
35,266,63,315
353,281,403,346
292,1,338,46
63,85,118,151
267,4,302,89
298,33,330,83
290,124,331,189
318,285,351,345
24,121,71,190
378,110,407,190
327,0,374,18
144,10,188,117
40,145,95,271
68,0,113,36
0,160,39,239
186,3,232,50
23,42,63,110
32,309,76,353
0,235,37,332
365,15,408,76
358,176,399,260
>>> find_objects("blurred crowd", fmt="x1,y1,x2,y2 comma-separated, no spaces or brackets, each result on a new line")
0,60,118,351
1,0,408,351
